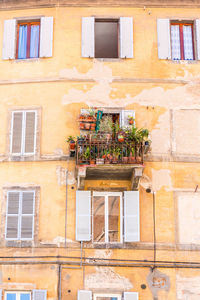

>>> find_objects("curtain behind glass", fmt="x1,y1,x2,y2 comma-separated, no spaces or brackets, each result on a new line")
171,25,181,60
30,25,40,58
18,25,27,59
183,25,194,60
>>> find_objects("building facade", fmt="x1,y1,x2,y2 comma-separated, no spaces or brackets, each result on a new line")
0,0,200,299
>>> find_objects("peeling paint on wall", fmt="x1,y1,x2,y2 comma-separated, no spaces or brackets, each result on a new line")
176,274,200,299
152,169,172,191
151,111,170,154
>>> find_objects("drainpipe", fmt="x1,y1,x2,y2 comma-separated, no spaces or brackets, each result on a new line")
58,264,62,300
65,170,68,248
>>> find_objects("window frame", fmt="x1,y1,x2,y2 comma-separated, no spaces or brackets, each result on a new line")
92,192,123,244
4,291,31,300
93,294,121,300
16,20,40,60
5,190,35,241
10,110,37,156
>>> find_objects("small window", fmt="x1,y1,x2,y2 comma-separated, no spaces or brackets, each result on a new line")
16,21,40,59
171,22,194,60
5,292,31,300
94,294,121,300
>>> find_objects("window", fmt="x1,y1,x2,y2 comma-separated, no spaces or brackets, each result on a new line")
157,19,200,61
78,291,138,300
2,17,53,60
5,190,35,240
82,17,133,59
10,110,37,156
5,292,31,300
16,21,40,59
76,191,140,243
94,294,121,300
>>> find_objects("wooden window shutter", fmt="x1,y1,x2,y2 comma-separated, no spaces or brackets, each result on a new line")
195,19,200,60
11,112,23,154
157,19,171,59
82,17,94,58
120,17,134,58
120,110,135,127
32,290,47,300
76,191,91,241
124,292,139,300
6,192,20,239
24,111,36,154
2,19,16,60
21,191,35,239
124,191,140,242
0,289,2,300
77,290,92,300
40,17,53,57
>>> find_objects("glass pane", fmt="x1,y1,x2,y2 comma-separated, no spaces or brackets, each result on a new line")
108,196,120,242
6,294,16,300
171,25,181,60
18,25,27,59
183,25,194,60
30,25,40,58
96,297,118,300
93,196,105,242
20,294,30,300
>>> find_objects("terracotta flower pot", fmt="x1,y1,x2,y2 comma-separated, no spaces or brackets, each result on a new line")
118,137,124,143
80,123,85,130
122,157,128,164
69,142,75,150
85,123,91,130
91,123,96,131
90,160,96,165
129,119,134,125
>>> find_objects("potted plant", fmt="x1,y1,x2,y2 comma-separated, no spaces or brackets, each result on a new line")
83,146,91,164
77,135,85,145
67,136,76,151
112,147,120,163
128,115,135,125
129,147,135,163
99,116,113,140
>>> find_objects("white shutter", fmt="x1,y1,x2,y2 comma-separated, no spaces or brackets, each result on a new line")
124,191,140,242
120,17,133,58
157,19,171,59
76,191,91,241
21,191,35,239
32,290,47,300
124,292,139,300
11,111,23,154
82,17,94,58
40,17,53,57
2,19,16,60
120,110,135,127
77,290,92,300
0,289,2,300
195,19,200,60
24,111,36,154
6,192,20,239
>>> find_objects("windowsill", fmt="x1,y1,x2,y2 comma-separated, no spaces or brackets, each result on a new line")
13,58,40,63
170,59,198,64
94,58,123,62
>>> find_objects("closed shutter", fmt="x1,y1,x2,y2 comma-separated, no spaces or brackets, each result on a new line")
76,191,91,241
120,17,133,58
195,19,200,60
124,292,138,300
124,191,140,242
120,110,135,127
21,191,35,239
77,290,92,300
6,192,20,239
24,111,36,154
32,290,47,300
39,17,53,57
11,112,23,154
157,19,171,59
82,17,94,58
2,19,16,60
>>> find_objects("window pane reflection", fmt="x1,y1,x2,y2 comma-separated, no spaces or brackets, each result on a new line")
108,196,120,242
93,196,105,242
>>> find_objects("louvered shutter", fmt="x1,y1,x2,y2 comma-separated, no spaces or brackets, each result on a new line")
6,192,20,239
124,191,140,242
157,19,171,59
77,290,92,300
24,111,36,154
0,289,2,300
120,17,133,58
2,19,16,60
11,112,23,154
124,292,138,300
76,191,91,241
195,19,200,60
32,290,47,300
82,17,94,58
39,17,53,57
21,191,35,239
120,110,135,127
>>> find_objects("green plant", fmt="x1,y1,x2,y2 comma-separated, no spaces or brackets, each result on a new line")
83,147,91,160
128,115,135,121
67,136,75,143
99,116,113,133
88,108,96,117
113,147,121,158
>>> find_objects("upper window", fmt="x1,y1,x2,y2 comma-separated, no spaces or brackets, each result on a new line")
10,110,37,156
5,292,31,300
16,21,40,59
157,19,200,61
2,17,53,60
78,291,138,300
94,294,121,300
82,17,133,59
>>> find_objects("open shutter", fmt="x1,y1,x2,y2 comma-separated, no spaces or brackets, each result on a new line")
11,112,23,155
0,289,2,300
82,17,94,58
120,110,135,127
6,192,20,239
40,17,53,57
77,290,92,300
157,19,171,59
195,19,200,60
24,111,36,154
76,191,91,241
124,191,140,242
2,19,16,60
32,290,47,300
120,17,133,58
124,292,138,300
21,191,35,239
